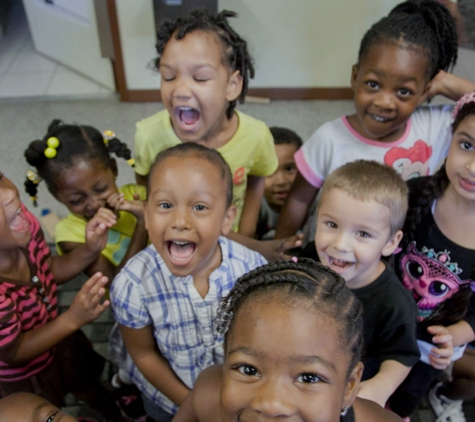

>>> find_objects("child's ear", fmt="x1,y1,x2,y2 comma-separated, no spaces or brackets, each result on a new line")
381,229,403,257
226,70,243,102
343,361,363,408
221,205,237,235
418,80,433,106
350,65,359,90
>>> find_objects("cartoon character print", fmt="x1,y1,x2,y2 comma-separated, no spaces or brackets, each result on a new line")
385,140,432,180
400,242,472,321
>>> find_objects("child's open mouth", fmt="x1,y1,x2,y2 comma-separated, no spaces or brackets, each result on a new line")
369,113,391,123
328,257,353,272
175,106,201,131
167,240,196,266
10,207,29,233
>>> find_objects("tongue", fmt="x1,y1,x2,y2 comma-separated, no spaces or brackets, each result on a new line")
169,242,195,259
10,212,26,231
332,260,348,268
181,109,200,125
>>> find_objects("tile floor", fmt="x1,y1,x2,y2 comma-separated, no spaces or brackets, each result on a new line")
0,0,114,100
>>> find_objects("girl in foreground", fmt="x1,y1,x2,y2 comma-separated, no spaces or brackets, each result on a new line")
173,259,402,422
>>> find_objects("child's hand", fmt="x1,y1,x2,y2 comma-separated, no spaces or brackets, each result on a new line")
427,325,454,370
67,272,110,328
84,208,117,254
107,192,144,220
258,234,304,261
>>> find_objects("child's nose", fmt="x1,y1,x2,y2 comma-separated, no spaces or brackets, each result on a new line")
171,208,191,230
86,195,105,214
173,77,192,99
466,157,475,175
250,379,295,417
374,91,395,110
333,231,350,252
274,170,287,186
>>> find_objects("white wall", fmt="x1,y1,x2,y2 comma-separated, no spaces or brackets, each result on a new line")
115,0,402,90
22,0,114,89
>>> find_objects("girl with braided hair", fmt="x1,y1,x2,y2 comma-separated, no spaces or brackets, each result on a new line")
24,119,147,283
134,9,279,239
387,92,475,420
275,0,475,241
24,119,149,419
173,258,402,422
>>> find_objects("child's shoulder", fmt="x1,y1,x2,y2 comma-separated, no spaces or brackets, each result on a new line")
135,109,169,130
220,236,267,267
233,110,272,139
119,183,146,200
354,398,402,422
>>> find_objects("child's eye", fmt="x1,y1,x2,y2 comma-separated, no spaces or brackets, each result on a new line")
285,164,297,173
296,373,322,384
325,221,337,229
158,202,172,209
460,141,474,151
398,88,412,96
357,231,370,238
236,364,260,377
194,77,210,82
45,412,58,422
95,185,108,193
193,204,206,211
366,81,379,89
69,197,84,206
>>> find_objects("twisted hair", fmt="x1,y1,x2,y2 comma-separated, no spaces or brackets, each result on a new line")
217,258,364,375
148,142,233,209
358,0,458,80
155,9,254,119
24,119,132,204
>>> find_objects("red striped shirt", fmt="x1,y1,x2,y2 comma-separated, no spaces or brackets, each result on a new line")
0,204,58,382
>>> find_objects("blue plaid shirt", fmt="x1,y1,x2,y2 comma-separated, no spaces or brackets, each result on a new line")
110,236,266,414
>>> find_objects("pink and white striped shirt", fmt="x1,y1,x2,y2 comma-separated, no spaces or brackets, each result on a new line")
0,204,58,382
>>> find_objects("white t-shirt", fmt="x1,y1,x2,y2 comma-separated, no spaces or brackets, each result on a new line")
296,105,453,187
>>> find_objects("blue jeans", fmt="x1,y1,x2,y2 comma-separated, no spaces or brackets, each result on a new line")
142,394,174,422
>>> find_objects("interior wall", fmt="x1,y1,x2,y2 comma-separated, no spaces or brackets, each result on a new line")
115,0,401,91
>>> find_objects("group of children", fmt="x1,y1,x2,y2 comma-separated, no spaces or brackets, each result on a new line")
1,1,475,421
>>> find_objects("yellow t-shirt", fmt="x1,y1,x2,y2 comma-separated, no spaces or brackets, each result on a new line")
134,110,278,231
55,184,146,266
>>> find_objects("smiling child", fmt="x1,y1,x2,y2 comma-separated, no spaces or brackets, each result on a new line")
110,143,267,421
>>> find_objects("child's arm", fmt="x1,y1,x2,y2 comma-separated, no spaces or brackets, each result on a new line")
357,360,411,407
51,209,117,284
427,71,475,102
0,273,108,365
120,324,190,406
238,175,264,237
172,365,222,422
274,172,318,239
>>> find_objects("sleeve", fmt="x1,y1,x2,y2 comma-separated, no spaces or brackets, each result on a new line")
134,121,154,177
297,121,339,188
0,293,21,352
248,125,278,177
379,288,420,367
54,217,86,254
121,184,147,201
110,267,152,329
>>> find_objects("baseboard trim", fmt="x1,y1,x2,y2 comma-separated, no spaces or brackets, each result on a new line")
121,87,353,102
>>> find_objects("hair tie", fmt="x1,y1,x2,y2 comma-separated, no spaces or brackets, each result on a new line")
127,158,135,167
26,170,42,206
103,129,115,146
452,91,475,123
44,137,60,158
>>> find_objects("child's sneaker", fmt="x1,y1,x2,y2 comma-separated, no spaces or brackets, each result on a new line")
111,373,146,420
428,382,466,422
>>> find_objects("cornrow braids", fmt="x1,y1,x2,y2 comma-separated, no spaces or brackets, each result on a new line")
358,0,458,80
24,120,133,201
155,9,254,119
217,258,364,374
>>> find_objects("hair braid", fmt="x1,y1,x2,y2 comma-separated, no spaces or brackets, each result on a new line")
358,0,457,80
217,258,364,373
155,9,254,118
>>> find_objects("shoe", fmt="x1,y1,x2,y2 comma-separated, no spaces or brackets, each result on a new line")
111,374,146,420
428,382,466,422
